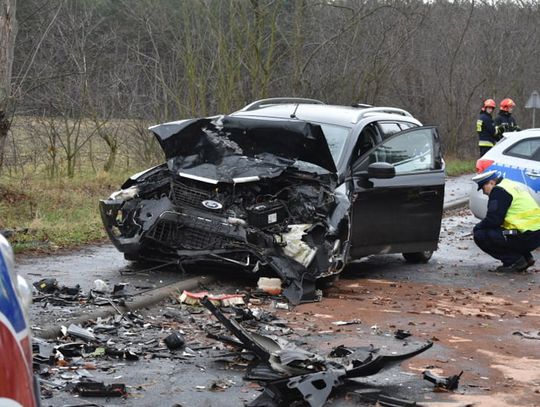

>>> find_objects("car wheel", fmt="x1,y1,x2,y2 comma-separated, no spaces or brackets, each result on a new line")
402,251,433,263
124,252,141,262
317,273,340,289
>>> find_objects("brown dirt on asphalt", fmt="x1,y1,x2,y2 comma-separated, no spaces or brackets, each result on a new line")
279,277,540,406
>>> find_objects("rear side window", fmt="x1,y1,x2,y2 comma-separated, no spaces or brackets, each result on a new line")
397,122,417,131
378,121,418,140
378,122,401,140
504,138,540,162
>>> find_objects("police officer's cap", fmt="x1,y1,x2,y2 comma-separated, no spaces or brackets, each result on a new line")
472,170,501,190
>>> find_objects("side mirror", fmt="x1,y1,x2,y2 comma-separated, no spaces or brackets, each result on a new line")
367,162,395,179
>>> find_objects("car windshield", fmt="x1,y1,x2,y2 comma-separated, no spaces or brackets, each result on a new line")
318,123,350,165
291,123,350,174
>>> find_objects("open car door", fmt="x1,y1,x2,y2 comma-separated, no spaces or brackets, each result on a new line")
349,126,445,259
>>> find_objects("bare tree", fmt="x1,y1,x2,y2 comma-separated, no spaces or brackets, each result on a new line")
0,0,16,169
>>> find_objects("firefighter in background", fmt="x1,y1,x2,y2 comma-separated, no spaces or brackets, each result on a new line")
476,99,500,156
473,170,540,272
495,98,520,136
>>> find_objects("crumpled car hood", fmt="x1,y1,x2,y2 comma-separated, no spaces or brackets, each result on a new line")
149,116,337,174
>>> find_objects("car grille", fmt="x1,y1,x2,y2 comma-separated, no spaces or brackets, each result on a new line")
170,179,223,213
148,220,237,250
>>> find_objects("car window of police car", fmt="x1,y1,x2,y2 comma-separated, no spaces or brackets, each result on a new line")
354,127,435,174
504,137,540,162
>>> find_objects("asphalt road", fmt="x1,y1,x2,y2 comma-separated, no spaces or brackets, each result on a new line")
18,174,540,406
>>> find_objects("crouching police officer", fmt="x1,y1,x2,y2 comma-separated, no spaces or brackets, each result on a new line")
473,170,540,272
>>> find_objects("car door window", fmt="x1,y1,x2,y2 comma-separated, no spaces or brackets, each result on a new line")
504,138,540,162
354,122,381,158
355,127,440,174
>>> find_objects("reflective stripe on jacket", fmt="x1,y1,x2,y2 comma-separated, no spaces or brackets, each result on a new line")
498,179,540,232
477,110,498,147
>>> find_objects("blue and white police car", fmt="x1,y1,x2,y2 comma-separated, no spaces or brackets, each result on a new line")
470,129,540,219
0,233,40,407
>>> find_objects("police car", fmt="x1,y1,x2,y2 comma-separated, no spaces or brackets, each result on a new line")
0,234,40,406
470,129,540,218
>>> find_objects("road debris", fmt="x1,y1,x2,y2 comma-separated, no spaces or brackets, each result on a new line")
257,277,282,295
331,319,361,326
93,279,112,293
513,330,540,340
201,295,433,406
395,329,412,339
74,381,127,397
349,388,421,406
66,324,96,342
423,370,463,391
179,290,245,306
164,331,186,350
34,278,59,293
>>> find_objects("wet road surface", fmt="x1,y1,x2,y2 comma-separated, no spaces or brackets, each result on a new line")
19,206,540,406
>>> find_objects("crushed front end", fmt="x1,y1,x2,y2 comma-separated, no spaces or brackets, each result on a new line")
100,116,350,304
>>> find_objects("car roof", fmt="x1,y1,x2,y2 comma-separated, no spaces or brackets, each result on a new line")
492,128,540,149
231,102,416,127
510,128,540,137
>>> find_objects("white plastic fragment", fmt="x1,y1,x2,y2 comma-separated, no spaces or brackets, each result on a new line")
93,279,111,293
276,224,317,267
257,277,282,295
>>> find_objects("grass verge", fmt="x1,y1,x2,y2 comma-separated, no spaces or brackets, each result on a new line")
0,171,133,253
445,157,476,177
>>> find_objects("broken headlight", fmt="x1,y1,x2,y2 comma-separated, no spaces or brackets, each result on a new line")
109,185,139,201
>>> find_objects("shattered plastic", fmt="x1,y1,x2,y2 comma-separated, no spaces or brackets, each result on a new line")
201,296,433,407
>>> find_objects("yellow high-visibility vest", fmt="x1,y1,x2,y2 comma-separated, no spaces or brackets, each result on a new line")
498,179,540,232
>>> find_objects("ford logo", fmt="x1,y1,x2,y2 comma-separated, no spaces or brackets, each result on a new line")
202,200,223,210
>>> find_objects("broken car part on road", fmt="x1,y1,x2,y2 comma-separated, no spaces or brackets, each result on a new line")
201,296,433,407
423,370,463,391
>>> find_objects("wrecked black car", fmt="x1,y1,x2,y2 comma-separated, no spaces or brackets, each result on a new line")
100,99,445,304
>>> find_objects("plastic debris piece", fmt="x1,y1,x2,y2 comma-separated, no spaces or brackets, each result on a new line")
164,331,186,350
74,381,127,397
273,302,289,310
395,329,412,339
34,278,58,293
423,370,463,390
179,290,245,306
93,279,111,293
332,319,361,326
513,330,540,340
67,324,96,342
59,284,80,295
348,389,419,406
257,277,282,295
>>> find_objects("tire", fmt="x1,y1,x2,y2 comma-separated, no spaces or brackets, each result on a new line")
123,252,141,262
402,251,433,263
317,273,340,289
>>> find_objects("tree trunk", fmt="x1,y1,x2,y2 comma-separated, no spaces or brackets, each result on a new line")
0,0,17,169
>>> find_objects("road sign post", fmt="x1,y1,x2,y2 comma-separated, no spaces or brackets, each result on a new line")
525,90,540,127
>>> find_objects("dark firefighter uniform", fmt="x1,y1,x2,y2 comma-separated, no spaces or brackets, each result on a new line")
473,172,540,272
476,110,499,156
494,110,520,135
